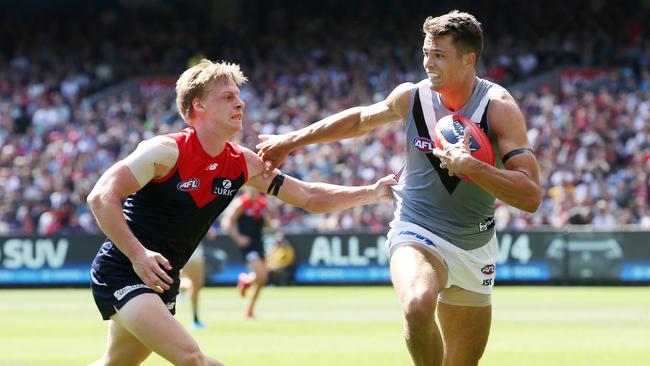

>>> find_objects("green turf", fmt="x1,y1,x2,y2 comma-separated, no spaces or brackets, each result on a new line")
1,286,649,365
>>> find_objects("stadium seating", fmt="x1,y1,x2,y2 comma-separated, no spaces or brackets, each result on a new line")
0,0,648,234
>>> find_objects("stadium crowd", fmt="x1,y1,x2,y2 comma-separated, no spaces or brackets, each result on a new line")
0,0,649,235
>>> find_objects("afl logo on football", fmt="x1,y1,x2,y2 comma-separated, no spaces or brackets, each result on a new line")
222,179,232,189
177,178,200,192
412,137,435,153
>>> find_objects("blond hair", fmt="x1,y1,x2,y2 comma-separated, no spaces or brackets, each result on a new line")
175,59,248,123
423,10,483,63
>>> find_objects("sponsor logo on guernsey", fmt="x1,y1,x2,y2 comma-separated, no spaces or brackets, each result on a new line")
205,163,219,171
113,284,148,301
478,216,495,232
412,137,435,153
212,178,237,196
481,264,495,276
177,178,200,192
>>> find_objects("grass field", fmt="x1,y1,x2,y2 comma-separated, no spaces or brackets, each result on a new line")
1,286,649,366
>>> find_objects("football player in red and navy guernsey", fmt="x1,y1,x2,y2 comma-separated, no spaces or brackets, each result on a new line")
87,59,396,366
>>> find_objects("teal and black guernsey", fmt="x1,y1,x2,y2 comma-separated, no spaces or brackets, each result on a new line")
392,77,505,250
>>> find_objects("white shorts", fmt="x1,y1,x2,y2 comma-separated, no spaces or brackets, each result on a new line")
386,221,498,295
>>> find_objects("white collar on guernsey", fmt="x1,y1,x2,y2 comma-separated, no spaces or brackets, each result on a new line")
417,80,437,135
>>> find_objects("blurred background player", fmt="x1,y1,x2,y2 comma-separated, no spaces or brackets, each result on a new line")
223,188,270,318
179,224,217,330
265,232,296,286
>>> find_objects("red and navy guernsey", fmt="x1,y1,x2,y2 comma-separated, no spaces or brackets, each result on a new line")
98,127,248,271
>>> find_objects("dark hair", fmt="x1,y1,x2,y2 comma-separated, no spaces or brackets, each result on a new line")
422,10,483,63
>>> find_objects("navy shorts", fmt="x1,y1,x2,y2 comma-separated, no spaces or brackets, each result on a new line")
90,254,180,320
240,241,265,263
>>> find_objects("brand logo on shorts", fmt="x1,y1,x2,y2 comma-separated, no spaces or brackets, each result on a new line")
397,230,435,247
177,178,200,192
481,264,495,276
114,284,148,301
412,137,435,153
165,301,176,310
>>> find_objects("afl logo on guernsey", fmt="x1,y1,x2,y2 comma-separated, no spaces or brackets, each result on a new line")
177,178,200,192
412,137,435,153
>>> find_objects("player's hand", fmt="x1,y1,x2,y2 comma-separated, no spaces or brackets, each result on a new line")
131,249,173,293
236,235,252,248
432,127,473,176
372,174,398,201
256,134,293,178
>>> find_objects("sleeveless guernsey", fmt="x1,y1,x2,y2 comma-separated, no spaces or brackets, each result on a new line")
392,77,505,250
93,127,248,271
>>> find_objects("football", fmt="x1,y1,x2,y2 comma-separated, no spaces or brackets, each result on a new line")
433,114,495,182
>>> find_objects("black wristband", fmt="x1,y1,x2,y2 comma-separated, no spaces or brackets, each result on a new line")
266,173,285,196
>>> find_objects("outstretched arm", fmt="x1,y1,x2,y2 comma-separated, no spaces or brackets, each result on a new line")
256,82,414,174
86,136,177,292
243,148,396,213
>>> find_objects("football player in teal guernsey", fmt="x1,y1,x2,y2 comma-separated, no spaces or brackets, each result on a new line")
257,11,541,366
